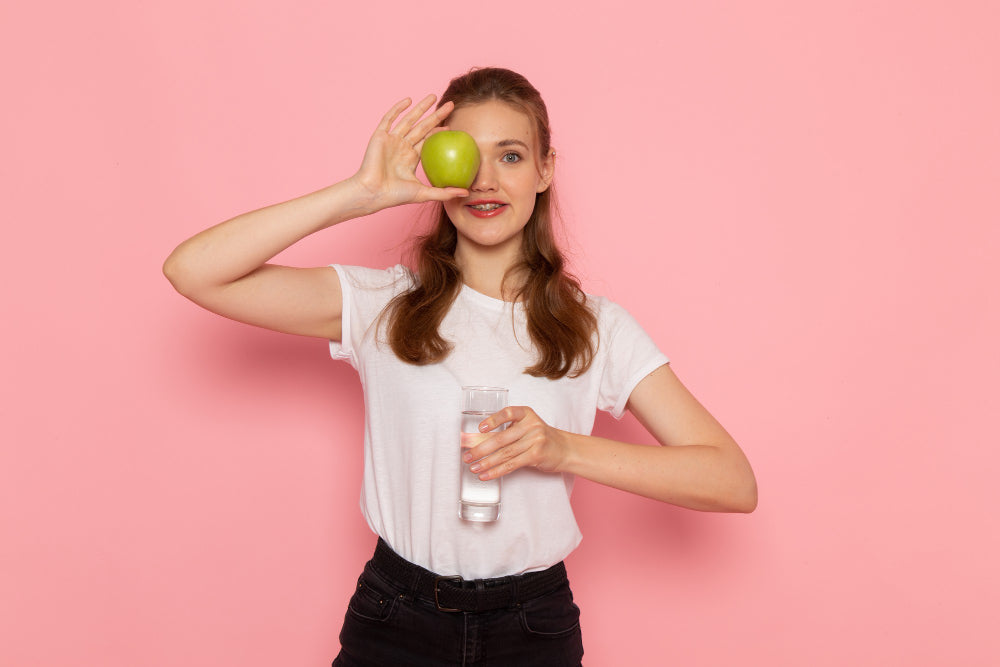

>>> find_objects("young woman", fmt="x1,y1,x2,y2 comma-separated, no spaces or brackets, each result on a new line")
164,67,756,666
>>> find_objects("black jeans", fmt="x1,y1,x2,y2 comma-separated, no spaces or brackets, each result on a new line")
332,539,584,666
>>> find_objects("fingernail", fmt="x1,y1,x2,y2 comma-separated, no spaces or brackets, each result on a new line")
470,463,482,473
462,452,473,463
479,422,489,432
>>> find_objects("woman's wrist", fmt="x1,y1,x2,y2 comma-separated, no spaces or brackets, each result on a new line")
318,175,385,223
552,428,585,476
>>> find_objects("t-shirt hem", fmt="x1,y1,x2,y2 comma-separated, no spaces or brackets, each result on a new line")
328,264,353,363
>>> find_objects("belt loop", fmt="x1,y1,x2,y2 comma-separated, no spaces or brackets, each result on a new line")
509,575,519,608
474,578,486,613
408,566,423,600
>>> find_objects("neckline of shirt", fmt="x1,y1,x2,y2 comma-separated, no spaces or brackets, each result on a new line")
459,283,524,311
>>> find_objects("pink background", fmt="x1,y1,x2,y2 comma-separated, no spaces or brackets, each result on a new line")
3,1,998,665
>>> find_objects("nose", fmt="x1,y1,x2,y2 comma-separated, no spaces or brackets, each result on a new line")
470,158,497,192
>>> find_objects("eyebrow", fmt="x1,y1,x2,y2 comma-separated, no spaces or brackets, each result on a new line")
496,139,531,151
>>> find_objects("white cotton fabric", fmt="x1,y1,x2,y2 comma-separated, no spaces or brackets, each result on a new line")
329,264,669,579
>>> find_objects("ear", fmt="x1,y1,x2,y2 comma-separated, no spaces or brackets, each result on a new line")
536,147,556,193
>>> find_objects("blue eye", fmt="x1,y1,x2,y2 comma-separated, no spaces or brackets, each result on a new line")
501,152,521,163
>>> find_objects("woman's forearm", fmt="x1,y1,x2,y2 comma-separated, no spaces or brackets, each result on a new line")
560,432,758,512
163,176,375,295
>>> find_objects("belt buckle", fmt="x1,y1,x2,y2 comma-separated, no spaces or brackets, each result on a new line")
434,575,464,612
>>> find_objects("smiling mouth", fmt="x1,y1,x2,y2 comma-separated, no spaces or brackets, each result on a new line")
465,201,508,218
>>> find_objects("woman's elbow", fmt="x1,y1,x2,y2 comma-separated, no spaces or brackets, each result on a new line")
724,465,758,513
711,457,758,513
162,253,182,290
723,444,757,513
162,247,202,298
732,480,758,513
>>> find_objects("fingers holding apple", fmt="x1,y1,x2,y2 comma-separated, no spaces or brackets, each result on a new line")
382,94,438,139
404,99,455,146
354,96,473,209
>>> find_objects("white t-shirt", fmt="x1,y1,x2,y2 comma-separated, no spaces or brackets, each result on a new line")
329,264,669,579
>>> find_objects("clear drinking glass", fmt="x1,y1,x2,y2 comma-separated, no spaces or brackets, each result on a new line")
459,386,507,522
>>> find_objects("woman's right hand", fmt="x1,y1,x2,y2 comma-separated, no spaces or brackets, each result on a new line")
350,94,470,212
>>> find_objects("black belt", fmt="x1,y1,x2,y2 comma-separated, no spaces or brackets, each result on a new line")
370,538,568,613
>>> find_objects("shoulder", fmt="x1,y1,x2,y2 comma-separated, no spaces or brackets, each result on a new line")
585,293,639,332
584,292,665,357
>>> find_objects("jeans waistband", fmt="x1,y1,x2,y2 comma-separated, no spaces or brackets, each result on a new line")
370,538,568,613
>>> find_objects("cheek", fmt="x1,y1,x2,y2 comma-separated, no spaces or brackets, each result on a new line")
443,200,462,221
509,173,542,202
516,191,540,222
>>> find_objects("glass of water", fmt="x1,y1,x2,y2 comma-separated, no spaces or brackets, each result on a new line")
459,386,507,522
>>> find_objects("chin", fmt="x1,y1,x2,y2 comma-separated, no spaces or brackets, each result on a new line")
458,228,524,250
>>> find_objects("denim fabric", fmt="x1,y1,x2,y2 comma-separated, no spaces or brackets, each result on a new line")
332,556,584,666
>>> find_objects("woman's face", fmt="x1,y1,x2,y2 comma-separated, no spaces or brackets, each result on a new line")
442,100,554,258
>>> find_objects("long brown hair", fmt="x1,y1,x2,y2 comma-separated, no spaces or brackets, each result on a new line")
384,67,597,379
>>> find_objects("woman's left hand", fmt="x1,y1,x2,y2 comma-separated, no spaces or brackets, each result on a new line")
463,407,570,480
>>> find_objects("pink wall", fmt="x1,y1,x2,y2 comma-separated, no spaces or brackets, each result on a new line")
3,1,998,665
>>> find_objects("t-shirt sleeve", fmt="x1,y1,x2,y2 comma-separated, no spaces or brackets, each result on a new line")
595,298,671,419
328,264,412,368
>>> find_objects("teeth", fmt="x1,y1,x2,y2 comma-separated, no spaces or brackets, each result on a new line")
470,203,502,211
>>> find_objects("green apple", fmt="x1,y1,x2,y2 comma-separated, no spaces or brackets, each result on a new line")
420,130,481,189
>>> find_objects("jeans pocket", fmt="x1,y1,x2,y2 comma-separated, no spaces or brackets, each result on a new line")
347,569,399,623
519,582,582,638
